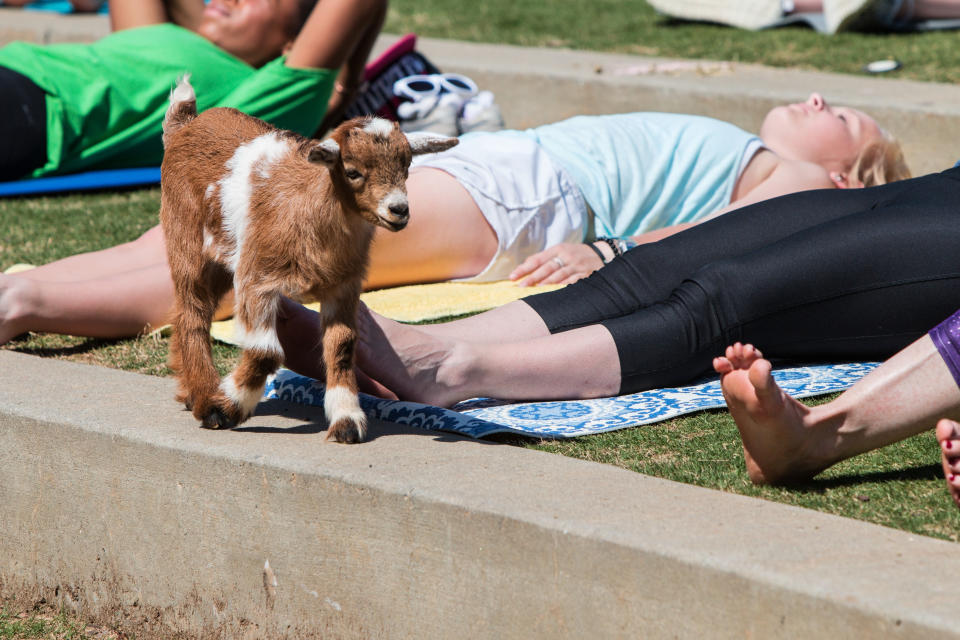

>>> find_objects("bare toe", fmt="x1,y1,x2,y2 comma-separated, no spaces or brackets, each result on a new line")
746,358,781,413
713,356,734,375
936,419,960,509
723,342,765,370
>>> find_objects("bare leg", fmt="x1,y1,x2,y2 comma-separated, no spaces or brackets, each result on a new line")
807,0,960,19
14,225,167,283
278,298,551,375
407,298,551,343
791,1,824,12
276,299,620,407
0,264,175,344
355,303,620,406
0,225,176,345
912,0,960,19
714,336,960,485
0,224,243,345
364,168,498,289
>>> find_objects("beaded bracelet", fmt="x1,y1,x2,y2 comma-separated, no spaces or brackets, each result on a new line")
585,242,608,263
597,237,622,259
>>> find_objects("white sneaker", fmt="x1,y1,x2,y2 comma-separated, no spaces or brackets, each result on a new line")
396,92,462,137
458,91,505,134
646,0,785,31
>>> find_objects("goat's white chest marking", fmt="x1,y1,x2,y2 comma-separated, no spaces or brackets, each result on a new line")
218,133,290,272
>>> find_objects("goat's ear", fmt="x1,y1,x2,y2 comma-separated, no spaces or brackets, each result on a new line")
307,139,340,167
406,132,459,156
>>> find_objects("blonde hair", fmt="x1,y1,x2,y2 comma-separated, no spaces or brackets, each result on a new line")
849,129,912,187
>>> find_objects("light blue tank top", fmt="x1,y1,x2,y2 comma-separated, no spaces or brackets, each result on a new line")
517,113,761,238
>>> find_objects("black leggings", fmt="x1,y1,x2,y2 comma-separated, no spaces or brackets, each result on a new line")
525,167,960,394
0,65,47,180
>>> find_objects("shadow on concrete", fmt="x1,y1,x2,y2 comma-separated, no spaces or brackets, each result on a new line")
6,336,120,357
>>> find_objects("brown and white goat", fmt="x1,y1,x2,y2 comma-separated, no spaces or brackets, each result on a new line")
159,76,457,443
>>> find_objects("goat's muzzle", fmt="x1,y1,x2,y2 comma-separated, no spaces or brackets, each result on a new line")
377,190,410,232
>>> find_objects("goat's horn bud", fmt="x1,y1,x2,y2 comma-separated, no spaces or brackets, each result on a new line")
308,139,340,166
406,132,459,156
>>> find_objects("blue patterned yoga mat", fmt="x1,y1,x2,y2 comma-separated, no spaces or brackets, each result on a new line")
263,361,880,439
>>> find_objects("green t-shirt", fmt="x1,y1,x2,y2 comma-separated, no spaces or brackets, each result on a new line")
0,23,336,177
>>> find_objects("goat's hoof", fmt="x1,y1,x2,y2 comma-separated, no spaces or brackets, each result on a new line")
326,417,367,444
175,391,194,411
201,408,236,430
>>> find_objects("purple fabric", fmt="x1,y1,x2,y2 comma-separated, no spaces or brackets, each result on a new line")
930,308,960,388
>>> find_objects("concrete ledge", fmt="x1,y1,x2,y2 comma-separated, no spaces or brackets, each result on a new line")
1,349,958,638
3,9,959,175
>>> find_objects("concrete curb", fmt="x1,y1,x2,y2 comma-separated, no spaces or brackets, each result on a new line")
1,349,958,638
2,10,959,174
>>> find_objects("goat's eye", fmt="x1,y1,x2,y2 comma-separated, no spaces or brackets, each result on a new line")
345,169,363,181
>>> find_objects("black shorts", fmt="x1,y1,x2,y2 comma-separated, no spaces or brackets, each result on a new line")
0,65,48,180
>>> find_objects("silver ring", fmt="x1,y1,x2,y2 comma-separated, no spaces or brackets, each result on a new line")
552,256,565,268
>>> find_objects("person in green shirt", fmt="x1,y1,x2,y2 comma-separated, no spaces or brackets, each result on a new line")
0,0,387,179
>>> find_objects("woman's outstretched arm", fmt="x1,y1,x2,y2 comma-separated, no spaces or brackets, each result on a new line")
285,0,388,134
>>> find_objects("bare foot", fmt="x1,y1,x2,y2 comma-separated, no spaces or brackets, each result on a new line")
355,303,474,407
936,419,960,509
713,342,825,484
0,274,34,345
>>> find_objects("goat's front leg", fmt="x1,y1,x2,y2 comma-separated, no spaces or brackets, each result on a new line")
205,289,284,429
319,285,367,443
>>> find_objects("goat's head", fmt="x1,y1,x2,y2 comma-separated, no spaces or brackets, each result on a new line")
307,117,458,232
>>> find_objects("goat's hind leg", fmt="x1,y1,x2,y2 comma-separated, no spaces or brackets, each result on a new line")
210,290,284,428
170,260,231,424
320,290,367,443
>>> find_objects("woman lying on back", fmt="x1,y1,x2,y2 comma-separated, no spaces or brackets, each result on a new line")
0,0,388,181
0,94,908,344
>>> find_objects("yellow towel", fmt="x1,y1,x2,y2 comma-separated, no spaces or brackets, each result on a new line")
211,280,564,345
3,263,36,274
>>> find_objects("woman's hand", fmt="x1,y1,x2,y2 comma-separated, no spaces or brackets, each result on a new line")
509,242,608,287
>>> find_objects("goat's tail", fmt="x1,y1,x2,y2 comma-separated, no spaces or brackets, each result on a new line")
163,74,197,148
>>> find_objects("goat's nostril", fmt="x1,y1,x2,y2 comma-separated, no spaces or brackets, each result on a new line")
388,203,409,217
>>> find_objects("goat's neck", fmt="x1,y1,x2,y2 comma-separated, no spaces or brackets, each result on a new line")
297,177,368,248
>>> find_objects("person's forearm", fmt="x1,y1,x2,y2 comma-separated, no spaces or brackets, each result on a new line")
163,0,204,30
69,0,106,12
287,0,387,135
628,222,696,245
109,0,203,32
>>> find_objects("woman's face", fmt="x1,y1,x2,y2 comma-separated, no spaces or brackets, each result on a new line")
197,0,302,67
760,93,883,174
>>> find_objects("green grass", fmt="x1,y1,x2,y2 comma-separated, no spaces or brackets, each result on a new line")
386,0,960,84
3,2,960,542
0,606,113,639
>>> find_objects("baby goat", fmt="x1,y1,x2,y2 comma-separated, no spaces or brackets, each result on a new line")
160,76,457,443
